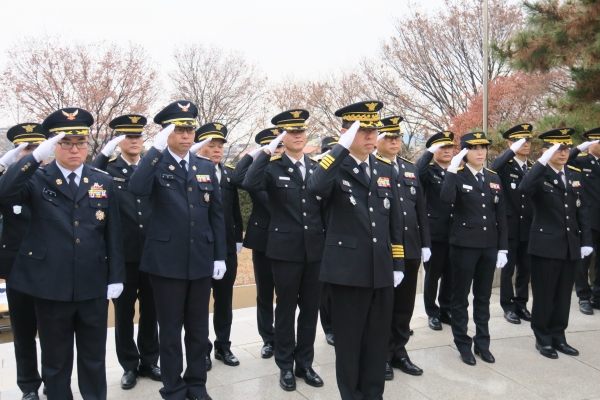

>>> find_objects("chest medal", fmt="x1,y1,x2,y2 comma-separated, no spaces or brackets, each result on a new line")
384,198,390,209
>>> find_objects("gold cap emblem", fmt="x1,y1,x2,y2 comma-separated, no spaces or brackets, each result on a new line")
214,123,223,131
390,117,400,125
560,129,570,135
365,103,378,112
290,111,302,119
271,129,279,135
443,131,451,137
62,109,79,121
473,133,483,139
129,116,141,124
177,103,190,112
22,124,36,133
521,124,530,131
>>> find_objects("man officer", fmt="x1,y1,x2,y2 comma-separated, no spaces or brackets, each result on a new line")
519,128,592,359
567,127,600,315
129,101,227,400
92,115,160,389
230,128,283,359
417,132,455,330
0,108,125,400
490,124,534,324
194,122,243,368
0,123,49,400
307,101,405,400
244,110,325,391
375,116,430,380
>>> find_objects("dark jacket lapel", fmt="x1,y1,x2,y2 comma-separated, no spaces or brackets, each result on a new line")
344,155,369,188
75,165,94,203
44,161,75,200
462,167,484,192
163,149,187,180
281,153,303,183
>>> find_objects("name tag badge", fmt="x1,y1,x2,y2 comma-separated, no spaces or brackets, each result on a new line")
279,176,290,181
113,177,126,182
463,184,473,191
43,188,57,197
510,174,519,179
161,174,174,180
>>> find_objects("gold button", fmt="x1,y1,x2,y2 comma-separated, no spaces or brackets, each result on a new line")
339,241,342,245
191,222,195,226
139,225,143,228
137,199,141,203
74,204,78,208
369,207,373,212
372,222,376,227
138,212,142,215
28,251,32,256
191,239,194,243
74,221,79,226
373,238,377,242
190,204,194,208
188,187,193,192
76,238,80,243
98,203,101,206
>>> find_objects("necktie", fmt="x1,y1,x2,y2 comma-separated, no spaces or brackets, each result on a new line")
392,162,400,180
522,163,527,174
130,164,137,172
68,172,78,197
179,160,187,172
295,161,304,181
558,171,565,186
360,162,370,183
476,172,484,189
215,166,220,184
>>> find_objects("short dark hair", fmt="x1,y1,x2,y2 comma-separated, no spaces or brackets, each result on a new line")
341,119,353,129
542,142,553,149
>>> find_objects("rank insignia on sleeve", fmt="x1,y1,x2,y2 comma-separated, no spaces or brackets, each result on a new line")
572,181,581,188
88,183,108,198
95,210,105,221
196,175,211,183
489,183,500,190
404,171,415,179
377,177,391,188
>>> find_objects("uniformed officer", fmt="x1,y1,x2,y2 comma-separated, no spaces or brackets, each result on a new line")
230,128,283,359
567,127,600,315
243,110,325,391
194,122,244,368
519,128,592,359
0,123,49,400
0,108,126,400
376,116,430,379
441,132,508,366
92,114,160,389
129,101,227,400
490,124,535,324
308,101,406,400
416,131,455,330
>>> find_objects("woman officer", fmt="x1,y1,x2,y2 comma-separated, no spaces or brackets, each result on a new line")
440,132,509,366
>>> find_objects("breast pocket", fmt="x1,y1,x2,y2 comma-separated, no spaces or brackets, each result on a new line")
90,198,109,225
377,188,393,216
198,182,214,207
39,191,61,220
158,179,177,203
404,178,419,200
275,180,296,203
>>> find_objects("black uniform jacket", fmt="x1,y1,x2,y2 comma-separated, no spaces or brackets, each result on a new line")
128,147,227,280
243,151,325,263
394,156,431,259
440,166,508,250
490,150,534,241
568,149,600,232
416,151,453,243
218,163,243,254
92,154,151,263
0,155,125,301
307,145,405,289
231,154,270,252
0,201,30,279
519,161,592,260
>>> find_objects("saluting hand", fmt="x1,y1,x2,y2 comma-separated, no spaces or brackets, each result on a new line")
312,150,330,161
448,148,468,174
153,124,175,151
33,133,65,162
100,135,126,157
189,137,212,154
427,143,444,154
338,120,361,149
266,132,286,155
538,143,561,166
509,138,527,153
249,145,267,159
0,143,29,170
577,140,599,153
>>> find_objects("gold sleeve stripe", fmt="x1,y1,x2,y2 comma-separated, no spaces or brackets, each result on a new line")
392,244,405,258
320,154,336,170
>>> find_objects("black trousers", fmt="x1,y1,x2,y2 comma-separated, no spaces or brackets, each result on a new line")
150,274,211,400
252,250,274,344
450,245,497,354
576,229,600,302
330,284,393,400
388,258,420,361
530,255,576,347
6,284,42,393
320,282,332,335
500,239,531,312
113,262,159,372
423,241,452,317
271,259,321,370
208,252,238,353
35,296,108,400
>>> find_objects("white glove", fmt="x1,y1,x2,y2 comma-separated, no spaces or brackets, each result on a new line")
577,140,599,152
338,120,361,149
236,243,243,254
538,143,560,166
509,138,527,153
313,150,330,161
266,131,286,154
421,247,431,263
427,143,444,154
448,148,468,173
377,132,387,142
393,271,404,287
581,246,594,258
153,124,175,151
213,260,227,280
0,143,29,169
33,133,65,162
249,145,267,158
190,137,212,154
100,135,126,157
496,252,508,269
107,283,124,300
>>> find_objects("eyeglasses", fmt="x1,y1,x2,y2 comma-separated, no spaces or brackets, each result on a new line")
383,136,401,142
174,127,195,134
57,141,89,150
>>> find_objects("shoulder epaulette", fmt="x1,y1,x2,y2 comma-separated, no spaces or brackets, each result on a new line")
577,152,589,157
528,159,535,165
568,165,582,172
225,164,235,170
195,155,210,161
457,166,464,171
429,162,434,166
399,156,414,164
485,168,497,174
270,155,282,162
108,156,117,162
375,155,391,165
309,157,318,163
508,159,514,163
92,167,109,175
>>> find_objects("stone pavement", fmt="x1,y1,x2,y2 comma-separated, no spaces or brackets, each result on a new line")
1,287,600,399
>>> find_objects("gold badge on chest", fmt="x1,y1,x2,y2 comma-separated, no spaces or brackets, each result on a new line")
204,192,210,202
56,179,63,185
96,210,105,221
83,177,89,183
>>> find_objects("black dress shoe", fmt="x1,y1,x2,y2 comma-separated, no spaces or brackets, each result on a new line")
554,342,579,356
43,386,47,396
592,301,600,310
385,363,394,380
536,341,558,359
215,348,240,366
205,355,212,371
120,370,137,390
138,364,161,381
261,342,274,359
474,348,495,363
22,392,39,400
279,369,296,391
391,357,423,376
579,300,594,315
514,308,532,321
325,333,335,346
460,352,476,366
504,311,521,324
428,317,442,331
295,367,324,387
439,310,452,325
